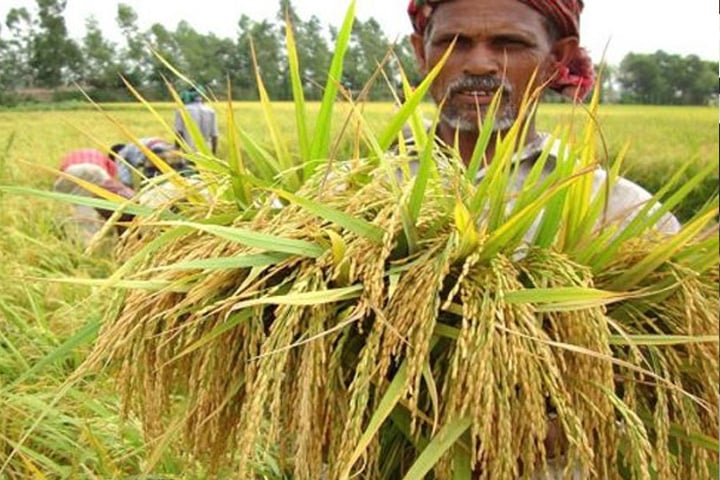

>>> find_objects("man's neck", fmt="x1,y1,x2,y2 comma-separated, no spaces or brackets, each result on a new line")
437,121,538,166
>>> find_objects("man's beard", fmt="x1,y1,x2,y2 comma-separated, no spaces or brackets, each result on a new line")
440,75,516,132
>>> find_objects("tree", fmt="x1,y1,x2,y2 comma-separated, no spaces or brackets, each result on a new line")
146,22,182,94
344,18,394,100
172,22,232,94
618,51,717,105
0,7,35,89
279,10,331,100
79,16,120,89
229,15,257,98
674,54,717,105
116,3,150,87
30,0,81,87
242,19,283,99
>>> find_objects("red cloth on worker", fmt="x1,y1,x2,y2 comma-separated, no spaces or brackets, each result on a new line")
100,178,135,199
406,0,594,100
60,148,117,179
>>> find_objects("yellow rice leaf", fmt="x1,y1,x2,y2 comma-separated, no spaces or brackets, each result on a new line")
18,453,47,480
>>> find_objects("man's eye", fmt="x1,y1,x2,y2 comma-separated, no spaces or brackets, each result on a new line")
433,35,471,49
496,37,530,48
432,35,457,47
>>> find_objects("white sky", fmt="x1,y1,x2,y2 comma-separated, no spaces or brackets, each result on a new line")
1,0,718,65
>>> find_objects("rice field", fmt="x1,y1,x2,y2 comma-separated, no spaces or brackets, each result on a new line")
2,103,716,217
0,102,717,478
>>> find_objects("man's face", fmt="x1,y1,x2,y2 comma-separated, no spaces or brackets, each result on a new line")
411,0,563,133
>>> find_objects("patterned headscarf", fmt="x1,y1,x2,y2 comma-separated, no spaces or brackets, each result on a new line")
407,0,594,100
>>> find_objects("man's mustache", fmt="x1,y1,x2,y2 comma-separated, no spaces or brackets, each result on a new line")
444,75,512,99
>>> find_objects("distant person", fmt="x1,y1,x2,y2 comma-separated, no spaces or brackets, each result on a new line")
53,148,135,246
174,87,219,155
112,138,190,188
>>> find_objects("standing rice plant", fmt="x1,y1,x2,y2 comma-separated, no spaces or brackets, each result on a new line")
26,3,718,478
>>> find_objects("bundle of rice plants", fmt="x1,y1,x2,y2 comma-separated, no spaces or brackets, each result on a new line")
57,3,719,478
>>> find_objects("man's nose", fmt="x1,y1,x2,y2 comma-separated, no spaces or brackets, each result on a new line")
462,43,503,77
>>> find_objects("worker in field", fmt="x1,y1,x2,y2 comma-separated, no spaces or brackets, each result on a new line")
405,0,680,477
174,86,219,156
53,148,135,246
111,137,193,189
406,0,679,235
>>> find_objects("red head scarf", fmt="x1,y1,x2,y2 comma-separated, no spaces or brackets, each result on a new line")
407,0,594,100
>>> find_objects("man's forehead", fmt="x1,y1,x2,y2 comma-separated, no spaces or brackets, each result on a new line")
427,0,548,36
409,0,584,39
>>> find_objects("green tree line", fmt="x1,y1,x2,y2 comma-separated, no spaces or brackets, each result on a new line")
0,0,717,105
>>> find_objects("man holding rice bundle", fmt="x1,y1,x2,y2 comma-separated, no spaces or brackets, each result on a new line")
406,0,680,235
406,0,680,477
80,2,716,478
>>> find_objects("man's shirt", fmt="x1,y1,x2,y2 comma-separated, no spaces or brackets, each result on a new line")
174,101,219,153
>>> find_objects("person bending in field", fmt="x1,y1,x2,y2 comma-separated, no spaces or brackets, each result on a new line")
112,138,193,189
53,148,135,247
406,0,680,236
405,0,680,477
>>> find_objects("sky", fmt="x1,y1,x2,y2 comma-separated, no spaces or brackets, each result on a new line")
1,0,717,65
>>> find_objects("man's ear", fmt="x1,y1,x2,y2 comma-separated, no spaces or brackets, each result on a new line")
410,32,428,74
551,36,579,66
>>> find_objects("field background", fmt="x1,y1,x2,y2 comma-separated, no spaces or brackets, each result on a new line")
0,102,717,478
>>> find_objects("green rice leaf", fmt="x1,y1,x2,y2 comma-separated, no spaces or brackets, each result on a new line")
377,39,455,151
20,276,176,291
464,90,503,181
401,416,472,480
272,189,385,244
0,186,167,219
224,80,252,207
146,253,290,273
9,319,101,387
503,286,636,310
407,115,441,223
398,66,429,150
608,207,719,289
169,310,254,363
340,363,408,480
284,17,310,165
250,40,298,190
588,160,713,270
158,220,326,257
309,0,355,161
235,126,283,181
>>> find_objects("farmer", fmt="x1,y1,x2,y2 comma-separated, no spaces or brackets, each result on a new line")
407,0,680,235
406,0,679,476
53,148,135,246
174,87,219,155
112,137,190,188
